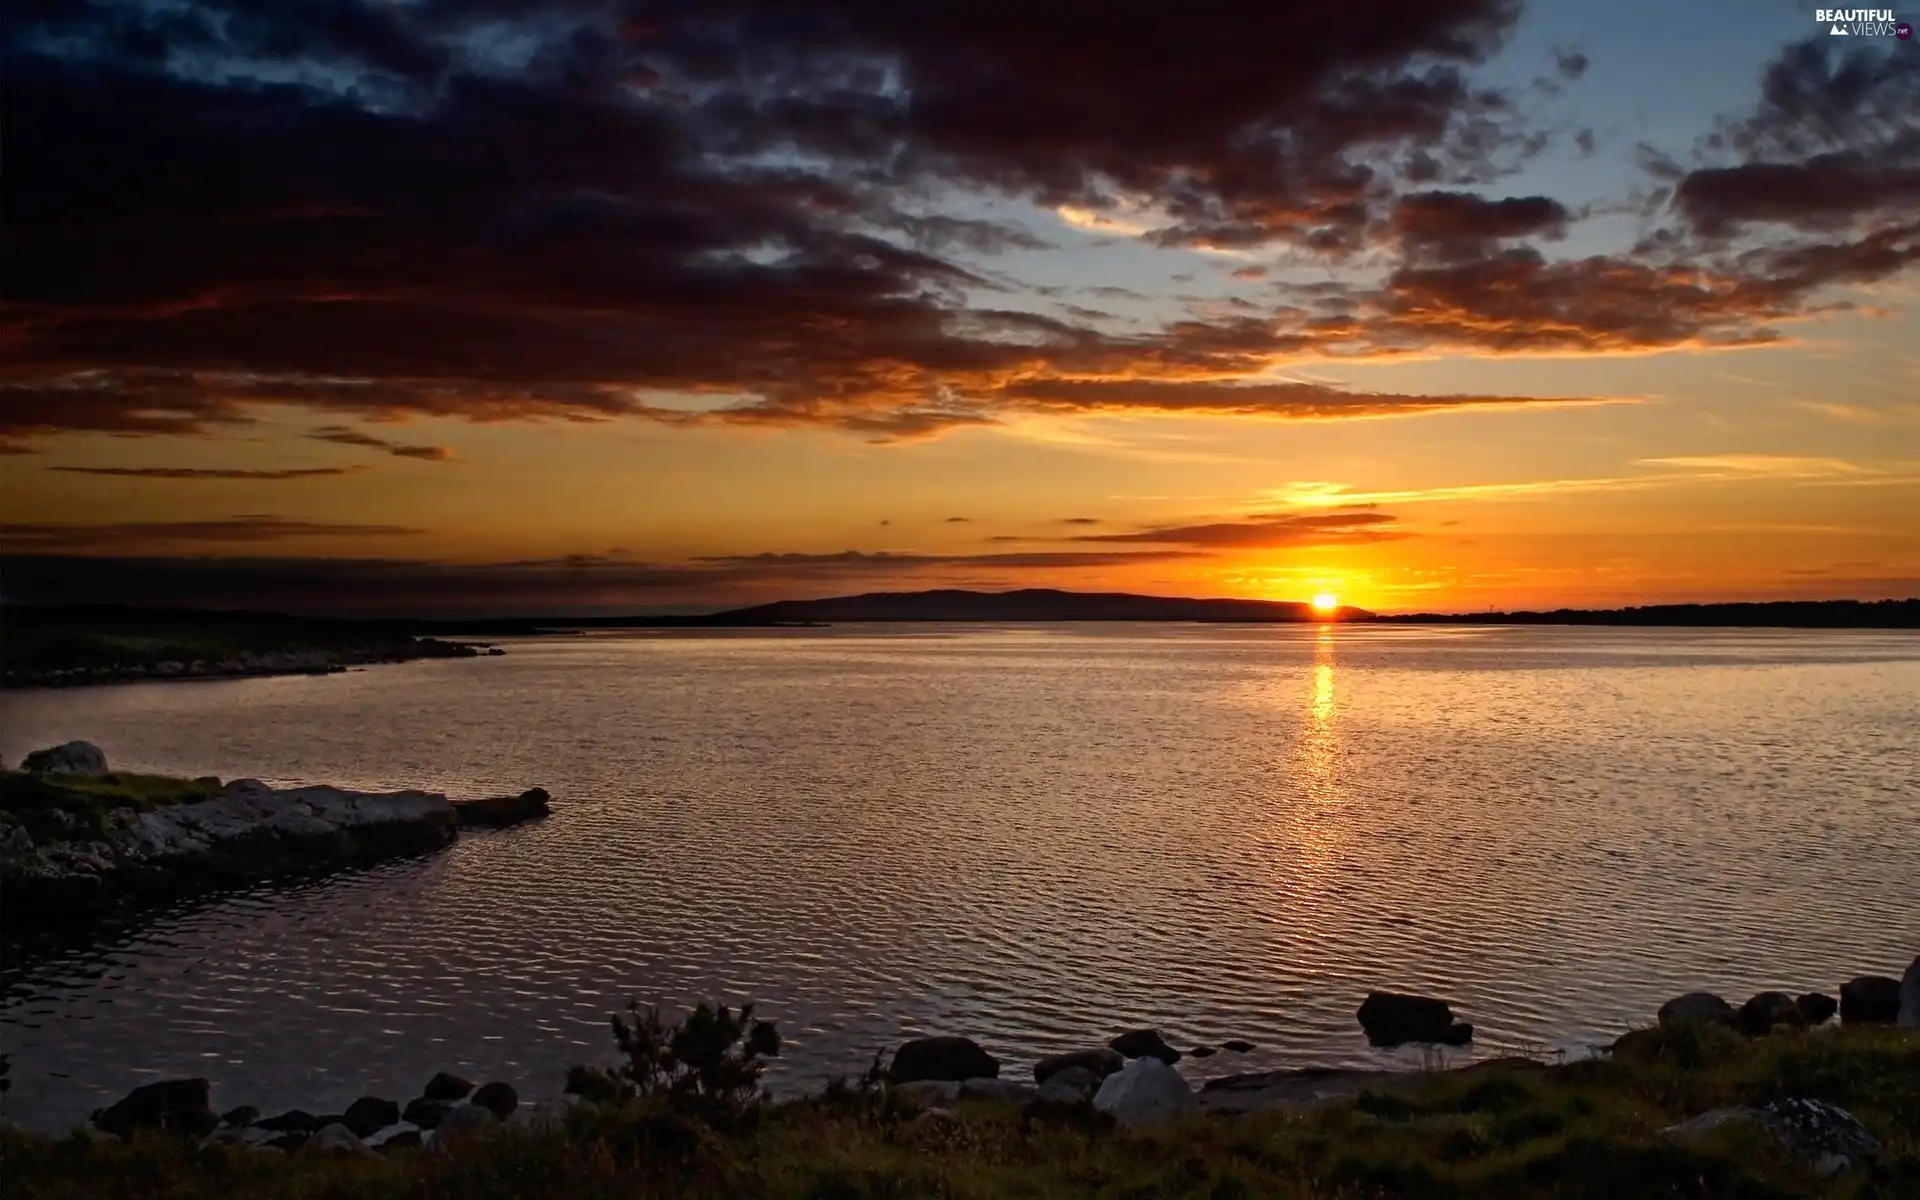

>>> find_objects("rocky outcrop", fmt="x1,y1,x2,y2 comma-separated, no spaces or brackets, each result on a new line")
453,788,552,829
1092,1057,1196,1129
1657,992,1736,1027
2,778,460,914
1899,957,1919,1030
1796,992,1838,1026
91,1078,216,1139
21,741,108,776
1108,1028,1182,1064
889,1036,999,1084
423,1072,475,1102
1839,975,1901,1024
341,1096,400,1139
1737,991,1803,1037
1357,992,1473,1046
1036,1066,1102,1104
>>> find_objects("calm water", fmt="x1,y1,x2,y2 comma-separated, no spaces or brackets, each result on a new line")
2,624,1916,1131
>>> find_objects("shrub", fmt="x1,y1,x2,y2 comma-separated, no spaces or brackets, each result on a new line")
597,1000,782,1129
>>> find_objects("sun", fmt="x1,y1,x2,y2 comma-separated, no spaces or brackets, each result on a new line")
1311,592,1340,615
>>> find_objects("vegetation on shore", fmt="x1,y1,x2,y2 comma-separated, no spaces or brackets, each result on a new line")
0,769,222,845
4,1012,1915,1198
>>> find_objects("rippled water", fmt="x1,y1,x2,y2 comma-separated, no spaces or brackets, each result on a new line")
2,624,1917,1131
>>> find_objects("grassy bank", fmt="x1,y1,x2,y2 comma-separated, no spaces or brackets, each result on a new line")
0,770,221,844
4,1024,1915,1198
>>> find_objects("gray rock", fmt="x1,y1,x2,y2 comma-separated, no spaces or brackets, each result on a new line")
889,1036,998,1084
1899,957,1919,1030
1662,1099,1879,1179
22,741,108,776
1108,1029,1182,1064
1357,992,1470,1046
893,1080,961,1107
1032,1048,1124,1084
958,1077,1034,1104
1092,1057,1197,1129
1657,992,1736,1027
403,1097,452,1129
1840,975,1901,1024
367,1124,423,1151
1036,1066,1102,1104
2,825,32,855
430,1103,499,1148
306,1123,376,1157
470,1081,517,1121
219,1105,260,1129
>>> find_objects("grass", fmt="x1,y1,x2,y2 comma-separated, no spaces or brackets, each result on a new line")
2,1024,1915,1198
0,770,222,845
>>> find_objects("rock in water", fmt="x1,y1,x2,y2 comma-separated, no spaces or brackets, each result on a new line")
307,1123,376,1157
1222,1039,1256,1053
255,1109,321,1133
1357,992,1469,1046
1657,992,1736,1027
91,1078,214,1139
470,1081,518,1121
342,1096,400,1138
22,741,108,776
423,1072,475,1101
1795,992,1837,1026
889,1036,999,1083
1738,991,1804,1037
1108,1029,1182,1064
1839,975,1901,1024
1092,1057,1197,1129
1899,957,1920,1030
220,1105,260,1129
1033,1048,1124,1084
453,788,553,829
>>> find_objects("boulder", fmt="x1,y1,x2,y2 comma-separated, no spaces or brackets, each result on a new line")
1092,1057,1197,1129
1657,992,1736,1027
1839,975,1901,1024
1108,1028,1182,1064
255,1109,322,1133
1665,1099,1879,1179
470,1081,518,1121
1899,957,1920,1030
1357,992,1470,1046
220,1105,260,1129
402,1098,451,1130
1036,1066,1102,1104
91,1078,215,1139
1188,1046,1216,1058
889,1036,999,1084
1222,1040,1256,1053
454,788,553,829
1738,991,1804,1037
306,1123,375,1157
893,1080,962,1108
342,1096,401,1138
423,1072,475,1102
1032,1048,1124,1084
1795,992,1838,1026
373,1128,423,1153
431,1103,499,1148
263,1131,310,1152
22,741,108,776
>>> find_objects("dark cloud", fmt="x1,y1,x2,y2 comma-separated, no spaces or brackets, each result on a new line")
998,378,1613,420
51,466,364,480
306,425,454,461
944,516,971,523
1060,517,1103,525
1391,191,1570,261
0,516,424,551
1553,48,1590,80
1229,266,1269,281
1072,509,1405,549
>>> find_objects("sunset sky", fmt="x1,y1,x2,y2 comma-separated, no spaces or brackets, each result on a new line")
4,0,1917,615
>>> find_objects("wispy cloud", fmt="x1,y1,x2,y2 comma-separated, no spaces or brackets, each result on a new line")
306,425,454,461
52,466,366,481
0,516,424,551
1640,455,1869,476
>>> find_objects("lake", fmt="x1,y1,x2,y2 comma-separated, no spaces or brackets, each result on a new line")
2,624,1916,1131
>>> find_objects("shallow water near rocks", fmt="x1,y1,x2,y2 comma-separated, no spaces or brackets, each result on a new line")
1,624,1916,1132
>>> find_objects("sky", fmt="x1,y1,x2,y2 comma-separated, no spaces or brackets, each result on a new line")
3,0,1918,616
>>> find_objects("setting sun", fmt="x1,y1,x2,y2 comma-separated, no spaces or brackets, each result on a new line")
1311,592,1339,614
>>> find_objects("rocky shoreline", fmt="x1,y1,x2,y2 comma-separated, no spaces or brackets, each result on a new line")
4,637,500,689
0,741,550,920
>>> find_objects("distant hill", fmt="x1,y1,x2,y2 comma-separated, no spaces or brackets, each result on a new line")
713,588,1360,623
1378,599,1919,629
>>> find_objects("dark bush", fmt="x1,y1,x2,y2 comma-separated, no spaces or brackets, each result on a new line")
589,1000,782,1129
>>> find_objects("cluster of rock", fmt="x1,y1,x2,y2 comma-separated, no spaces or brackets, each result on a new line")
1642,956,1920,1041
7,638,485,689
1,742,553,916
88,1072,526,1156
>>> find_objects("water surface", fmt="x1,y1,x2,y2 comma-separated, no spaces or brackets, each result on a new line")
2,624,1916,1130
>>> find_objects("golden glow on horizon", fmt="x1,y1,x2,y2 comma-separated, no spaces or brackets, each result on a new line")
1311,591,1339,614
